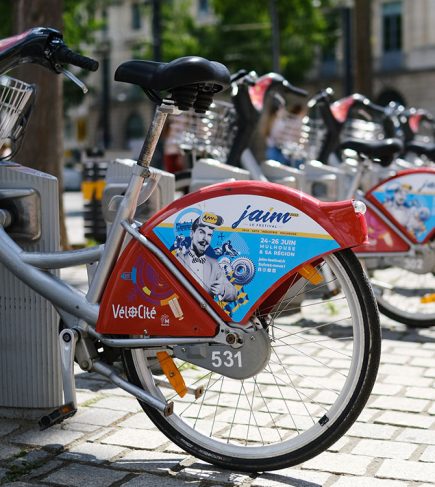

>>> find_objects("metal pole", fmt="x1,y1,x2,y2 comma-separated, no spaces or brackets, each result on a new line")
342,6,353,95
354,0,373,97
101,8,111,148
152,0,162,62
269,0,281,73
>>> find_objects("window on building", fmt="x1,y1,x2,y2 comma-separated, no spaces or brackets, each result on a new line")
382,1,402,52
131,3,142,30
198,0,210,15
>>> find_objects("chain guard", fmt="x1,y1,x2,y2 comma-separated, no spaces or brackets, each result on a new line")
173,328,271,380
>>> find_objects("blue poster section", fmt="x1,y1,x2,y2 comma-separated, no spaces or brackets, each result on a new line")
372,188,435,242
153,225,339,322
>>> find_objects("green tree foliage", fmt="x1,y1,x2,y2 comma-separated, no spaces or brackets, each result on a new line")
137,0,335,83
161,0,204,60
132,0,204,61
62,0,111,110
205,0,334,82
0,0,107,43
63,0,107,49
0,1,12,38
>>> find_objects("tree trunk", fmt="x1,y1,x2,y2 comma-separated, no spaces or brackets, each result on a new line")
12,0,69,248
354,0,373,98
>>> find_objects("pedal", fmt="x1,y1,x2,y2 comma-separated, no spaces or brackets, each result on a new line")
38,402,77,430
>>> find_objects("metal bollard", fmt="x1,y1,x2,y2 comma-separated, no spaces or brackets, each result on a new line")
0,161,62,419
101,158,175,234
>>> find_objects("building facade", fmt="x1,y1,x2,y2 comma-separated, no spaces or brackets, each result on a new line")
67,0,435,156
310,0,435,114
66,0,213,159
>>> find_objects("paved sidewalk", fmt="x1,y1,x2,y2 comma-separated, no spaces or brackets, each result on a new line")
0,193,434,486
1,299,434,487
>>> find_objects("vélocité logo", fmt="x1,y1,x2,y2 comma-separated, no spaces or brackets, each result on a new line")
112,304,157,320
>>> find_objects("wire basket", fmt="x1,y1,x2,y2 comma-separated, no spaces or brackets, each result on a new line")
167,100,237,162
0,75,35,157
278,113,326,163
341,118,384,142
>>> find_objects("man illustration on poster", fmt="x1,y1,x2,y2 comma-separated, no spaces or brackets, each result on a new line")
176,212,237,302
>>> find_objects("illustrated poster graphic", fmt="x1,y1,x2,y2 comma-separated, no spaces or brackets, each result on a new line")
153,194,339,322
371,173,435,242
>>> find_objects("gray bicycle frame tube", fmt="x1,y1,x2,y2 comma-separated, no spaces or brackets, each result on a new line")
0,226,99,324
0,103,228,351
86,105,171,305
0,105,171,327
22,245,104,269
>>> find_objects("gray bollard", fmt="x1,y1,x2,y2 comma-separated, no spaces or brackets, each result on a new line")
102,158,175,232
0,161,62,419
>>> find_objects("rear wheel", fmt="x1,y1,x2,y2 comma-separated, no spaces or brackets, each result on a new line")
370,267,435,328
123,249,381,472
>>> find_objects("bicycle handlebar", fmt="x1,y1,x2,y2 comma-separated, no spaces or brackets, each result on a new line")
230,69,250,84
281,79,308,98
52,45,99,72
0,27,99,76
350,94,386,115
307,88,334,108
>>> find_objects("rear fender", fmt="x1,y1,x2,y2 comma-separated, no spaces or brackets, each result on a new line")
366,168,435,244
96,181,366,335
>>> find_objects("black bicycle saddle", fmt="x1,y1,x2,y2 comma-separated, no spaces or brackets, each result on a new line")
340,138,404,166
406,141,435,160
115,56,230,112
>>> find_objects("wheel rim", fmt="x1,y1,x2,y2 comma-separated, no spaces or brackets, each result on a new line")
372,267,435,323
131,253,368,460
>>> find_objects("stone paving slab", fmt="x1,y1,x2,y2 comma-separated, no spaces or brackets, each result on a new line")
1,319,433,486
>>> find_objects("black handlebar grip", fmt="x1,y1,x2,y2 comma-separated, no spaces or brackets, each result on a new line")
54,45,99,72
230,69,249,83
282,80,308,98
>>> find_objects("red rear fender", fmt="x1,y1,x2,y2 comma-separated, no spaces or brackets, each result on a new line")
96,181,366,335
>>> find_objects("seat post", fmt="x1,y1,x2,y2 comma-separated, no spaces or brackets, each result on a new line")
137,103,179,171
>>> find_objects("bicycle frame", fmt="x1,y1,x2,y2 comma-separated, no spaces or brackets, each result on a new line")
0,103,181,417
0,100,368,423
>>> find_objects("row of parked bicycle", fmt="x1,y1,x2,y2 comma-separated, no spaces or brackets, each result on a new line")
0,27,432,472
161,69,435,329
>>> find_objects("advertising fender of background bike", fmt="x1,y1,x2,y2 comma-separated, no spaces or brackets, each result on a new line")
363,168,435,246
97,181,367,336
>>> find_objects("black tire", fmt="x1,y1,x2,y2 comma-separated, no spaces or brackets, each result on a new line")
369,267,435,328
122,249,381,472
377,301,435,328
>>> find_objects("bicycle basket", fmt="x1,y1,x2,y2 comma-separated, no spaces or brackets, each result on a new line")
278,113,326,163
341,117,384,142
167,100,237,162
0,75,35,158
